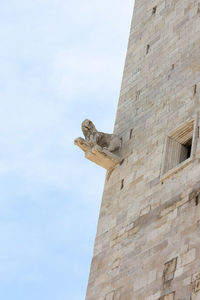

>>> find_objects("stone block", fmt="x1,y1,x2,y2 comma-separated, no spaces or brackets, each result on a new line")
146,292,161,300
160,293,175,300
148,269,157,284
140,205,151,216
182,249,196,266
174,267,183,278
112,258,120,270
163,257,177,283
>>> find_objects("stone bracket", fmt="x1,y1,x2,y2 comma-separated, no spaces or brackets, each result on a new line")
85,145,120,170
74,119,121,170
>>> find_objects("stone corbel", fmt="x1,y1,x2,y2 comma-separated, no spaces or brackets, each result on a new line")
74,119,121,170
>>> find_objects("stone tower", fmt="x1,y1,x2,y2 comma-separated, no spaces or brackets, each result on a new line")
81,1,200,299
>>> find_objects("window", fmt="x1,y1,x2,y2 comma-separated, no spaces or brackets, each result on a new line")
162,120,194,174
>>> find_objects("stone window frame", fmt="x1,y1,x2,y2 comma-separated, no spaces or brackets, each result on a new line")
161,116,199,181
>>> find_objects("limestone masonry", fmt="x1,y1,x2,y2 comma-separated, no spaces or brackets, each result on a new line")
83,0,200,299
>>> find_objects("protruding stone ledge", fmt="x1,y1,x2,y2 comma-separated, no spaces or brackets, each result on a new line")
74,119,121,170
85,145,120,170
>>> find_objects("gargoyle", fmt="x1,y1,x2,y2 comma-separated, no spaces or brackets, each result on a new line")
74,119,121,154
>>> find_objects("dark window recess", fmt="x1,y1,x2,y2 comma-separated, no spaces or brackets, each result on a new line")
152,6,157,14
146,44,150,54
180,138,192,163
120,159,124,166
130,129,133,139
194,84,197,95
195,195,199,206
121,179,124,190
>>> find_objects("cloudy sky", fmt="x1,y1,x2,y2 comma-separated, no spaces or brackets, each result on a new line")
0,0,134,299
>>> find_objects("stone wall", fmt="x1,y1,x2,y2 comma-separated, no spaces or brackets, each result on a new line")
86,0,200,299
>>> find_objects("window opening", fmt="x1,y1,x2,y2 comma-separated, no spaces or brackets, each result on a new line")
180,138,192,163
195,195,199,206
162,120,194,174
121,179,124,190
146,44,150,54
130,129,133,139
120,159,124,166
194,84,197,95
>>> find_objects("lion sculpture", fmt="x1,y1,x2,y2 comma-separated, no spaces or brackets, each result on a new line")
74,119,121,154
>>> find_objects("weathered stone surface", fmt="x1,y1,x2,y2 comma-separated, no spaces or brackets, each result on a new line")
159,293,175,300
84,0,200,299
105,291,114,300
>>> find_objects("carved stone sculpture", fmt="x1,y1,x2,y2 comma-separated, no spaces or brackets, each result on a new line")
74,119,121,170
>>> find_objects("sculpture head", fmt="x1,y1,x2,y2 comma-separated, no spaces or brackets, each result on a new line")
81,119,97,138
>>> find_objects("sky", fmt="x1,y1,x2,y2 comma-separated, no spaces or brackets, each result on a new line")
0,0,134,299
